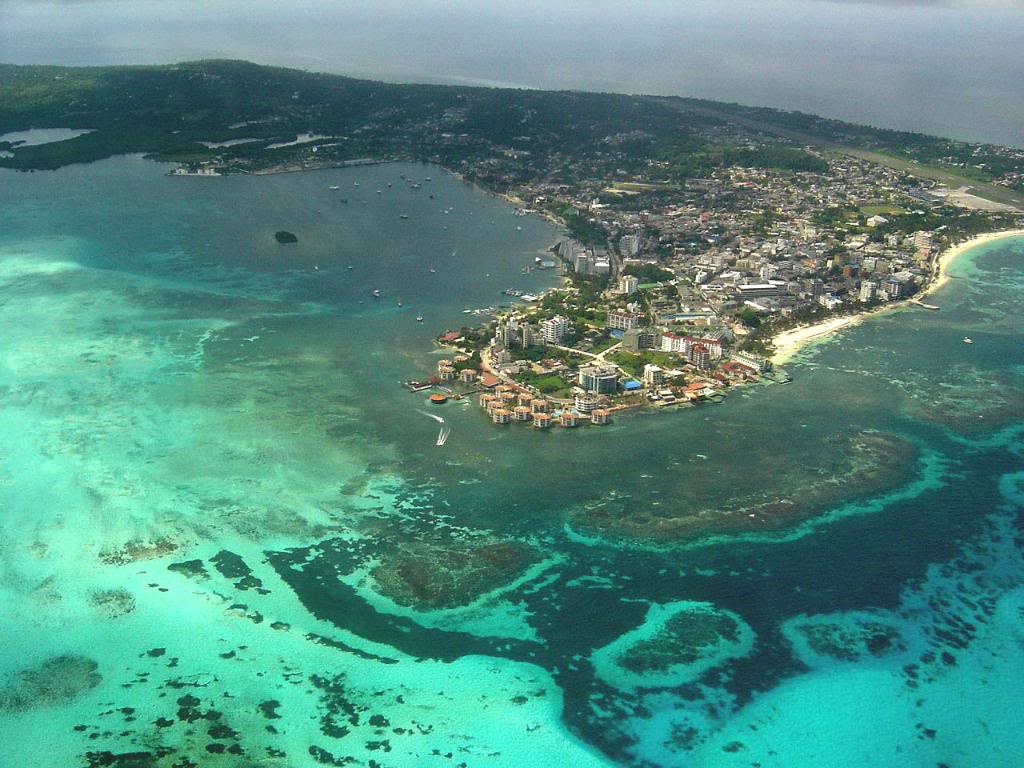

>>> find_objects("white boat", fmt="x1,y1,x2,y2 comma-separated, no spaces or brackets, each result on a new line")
397,301,403,307
963,337,973,344
416,316,424,323
372,289,381,298
329,185,340,191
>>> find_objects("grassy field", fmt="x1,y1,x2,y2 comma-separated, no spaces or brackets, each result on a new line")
860,204,907,217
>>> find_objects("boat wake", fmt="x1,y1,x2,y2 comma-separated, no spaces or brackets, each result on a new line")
416,409,445,424
416,409,450,446
436,424,451,446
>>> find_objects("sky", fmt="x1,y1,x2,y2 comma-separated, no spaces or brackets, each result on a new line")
1,0,1022,147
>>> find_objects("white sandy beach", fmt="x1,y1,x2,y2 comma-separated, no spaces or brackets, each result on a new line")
769,228,1024,365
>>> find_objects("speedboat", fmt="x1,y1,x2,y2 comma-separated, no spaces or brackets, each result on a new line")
416,316,424,323
372,289,381,298
963,337,973,344
329,185,340,191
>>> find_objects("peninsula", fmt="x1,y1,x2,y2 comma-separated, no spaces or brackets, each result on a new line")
3,60,1022,425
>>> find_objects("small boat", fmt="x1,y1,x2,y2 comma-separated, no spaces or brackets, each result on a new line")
329,185,340,191
429,268,436,274
387,182,392,187
372,289,381,298
347,265,354,270
416,316,424,323
397,301,403,307
399,214,409,220
353,181,360,187
963,337,973,344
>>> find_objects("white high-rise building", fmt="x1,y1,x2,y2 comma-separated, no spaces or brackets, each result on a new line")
540,315,569,344
643,364,666,388
619,234,641,257
619,275,639,294
859,281,877,302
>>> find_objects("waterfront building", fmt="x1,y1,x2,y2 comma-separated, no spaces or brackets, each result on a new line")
438,367,456,381
606,311,641,331
532,412,553,429
531,399,550,413
559,411,579,427
479,393,495,410
643,364,666,388
590,409,610,425
859,280,877,302
540,315,569,344
517,392,534,407
882,275,914,299
578,364,618,394
731,352,772,373
513,406,532,422
574,392,599,413
460,368,478,384
491,408,512,424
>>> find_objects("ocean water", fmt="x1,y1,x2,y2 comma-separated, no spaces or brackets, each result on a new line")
0,156,1022,767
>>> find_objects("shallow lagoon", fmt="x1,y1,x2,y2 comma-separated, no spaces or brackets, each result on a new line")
0,156,1021,767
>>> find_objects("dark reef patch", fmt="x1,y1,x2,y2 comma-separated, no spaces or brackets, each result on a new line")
210,550,267,592
90,589,137,618
796,618,906,662
100,538,179,565
618,607,741,674
166,560,208,580
0,655,101,712
568,431,919,544
370,538,539,609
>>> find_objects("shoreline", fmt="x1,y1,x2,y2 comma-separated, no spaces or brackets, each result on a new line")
769,228,1024,365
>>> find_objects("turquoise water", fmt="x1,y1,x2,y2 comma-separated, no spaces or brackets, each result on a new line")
0,156,1021,767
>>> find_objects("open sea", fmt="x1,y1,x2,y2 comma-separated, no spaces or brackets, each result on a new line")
0,156,1022,767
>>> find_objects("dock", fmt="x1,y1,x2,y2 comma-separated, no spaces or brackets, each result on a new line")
909,299,940,310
